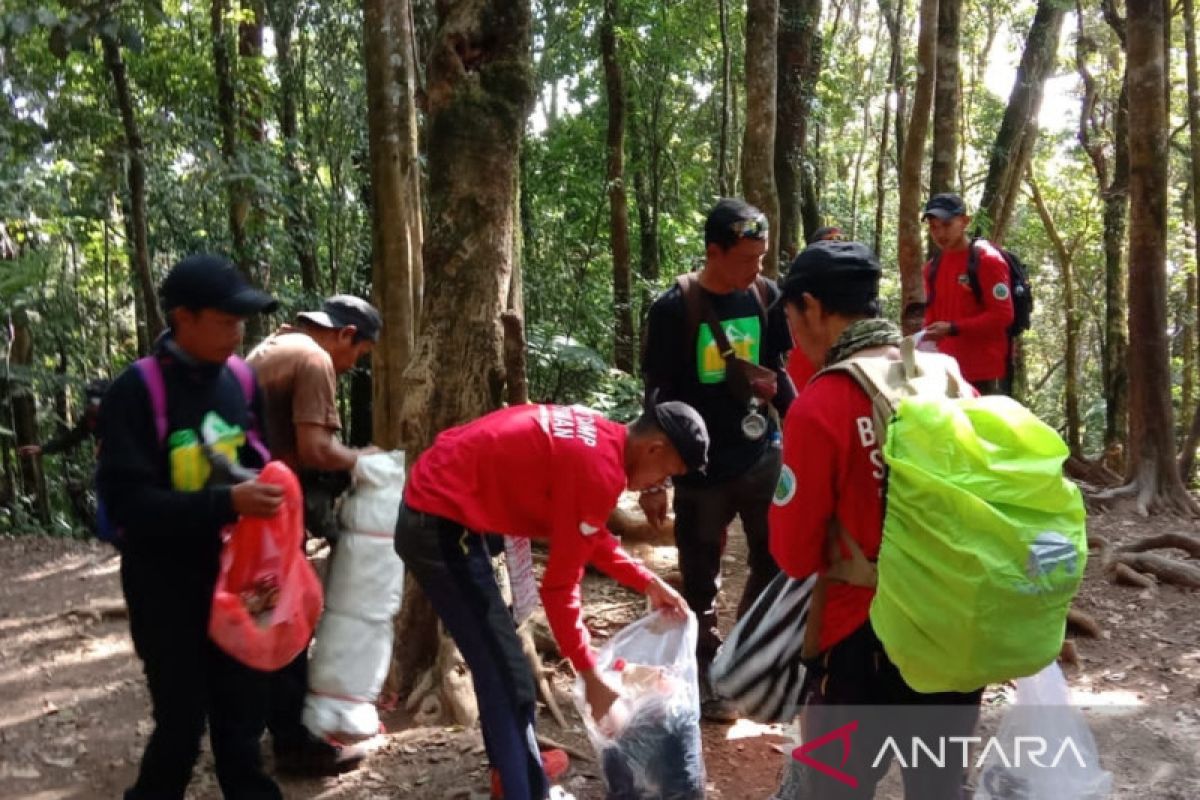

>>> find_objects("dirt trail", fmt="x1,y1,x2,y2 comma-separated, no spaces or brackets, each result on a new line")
0,506,1198,799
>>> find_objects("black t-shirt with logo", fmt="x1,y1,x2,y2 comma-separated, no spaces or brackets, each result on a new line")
642,278,794,486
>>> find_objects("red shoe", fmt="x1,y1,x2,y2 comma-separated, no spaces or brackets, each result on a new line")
490,748,570,798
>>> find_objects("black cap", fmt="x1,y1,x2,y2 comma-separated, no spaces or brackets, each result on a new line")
704,198,767,249
652,401,710,473
922,193,967,220
159,254,278,316
779,240,882,304
297,295,383,343
807,225,844,245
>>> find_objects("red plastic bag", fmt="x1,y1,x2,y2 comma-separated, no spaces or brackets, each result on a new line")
209,461,324,671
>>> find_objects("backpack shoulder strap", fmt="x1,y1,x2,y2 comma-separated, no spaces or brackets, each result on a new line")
225,355,271,464
750,276,770,321
966,238,984,304
676,273,704,348
133,356,168,447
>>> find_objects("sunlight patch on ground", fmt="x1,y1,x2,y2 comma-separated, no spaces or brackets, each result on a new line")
724,717,794,742
1069,686,1146,708
14,554,103,585
0,677,131,731
0,632,131,695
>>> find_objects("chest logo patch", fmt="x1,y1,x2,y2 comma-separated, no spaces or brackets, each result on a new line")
957,273,970,287
773,465,797,506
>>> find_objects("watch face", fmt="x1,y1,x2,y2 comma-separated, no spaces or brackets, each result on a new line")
741,411,767,441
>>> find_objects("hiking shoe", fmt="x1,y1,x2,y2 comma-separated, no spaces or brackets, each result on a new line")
490,748,569,798
273,732,364,777
701,696,740,723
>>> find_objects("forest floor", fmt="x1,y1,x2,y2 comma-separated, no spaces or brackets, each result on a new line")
0,503,1198,800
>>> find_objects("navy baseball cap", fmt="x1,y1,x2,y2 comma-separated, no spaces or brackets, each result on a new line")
922,193,968,220
778,240,882,305
653,401,710,473
297,295,383,343
159,254,278,315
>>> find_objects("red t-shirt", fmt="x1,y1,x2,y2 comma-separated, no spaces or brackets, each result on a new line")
769,372,884,653
404,404,655,671
922,241,1014,382
785,347,817,394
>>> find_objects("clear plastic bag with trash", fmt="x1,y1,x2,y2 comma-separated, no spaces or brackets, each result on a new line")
973,662,1112,800
573,610,705,800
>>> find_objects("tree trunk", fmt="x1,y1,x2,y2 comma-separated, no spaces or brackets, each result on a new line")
718,0,733,196
268,0,320,294
601,0,634,372
930,0,961,198
741,0,781,277
873,15,896,256
9,309,50,524
1028,177,1081,456
978,0,1066,241
1125,0,1198,513
896,0,938,334
101,35,163,343
1184,0,1200,446
775,0,823,260
212,0,265,343
364,0,424,452
393,0,534,720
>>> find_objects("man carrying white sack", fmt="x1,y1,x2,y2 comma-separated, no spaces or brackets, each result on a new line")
246,294,383,776
394,401,703,800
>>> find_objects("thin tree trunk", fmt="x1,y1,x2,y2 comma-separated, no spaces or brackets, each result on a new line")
101,35,163,342
1125,0,1198,513
268,0,320,294
741,0,781,276
1077,2,1131,456
1184,0,1200,447
364,0,423,452
212,0,262,342
930,0,961,197
978,0,1066,241
1028,177,1081,456
393,0,534,719
718,0,733,196
601,0,634,372
896,0,938,334
9,310,49,524
775,0,823,260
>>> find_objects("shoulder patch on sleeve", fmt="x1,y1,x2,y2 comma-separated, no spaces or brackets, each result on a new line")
579,522,600,536
773,464,797,506
993,282,1010,301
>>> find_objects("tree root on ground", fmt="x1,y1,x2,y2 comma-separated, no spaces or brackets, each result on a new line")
1066,608,1101,638
61,601,127,622
1116,532,1200,559
1107,561,1158,589
1109,552,1200,589
536,733,593,763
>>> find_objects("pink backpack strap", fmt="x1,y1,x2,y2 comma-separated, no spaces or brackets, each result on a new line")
226,355,272,464
134,356,169,447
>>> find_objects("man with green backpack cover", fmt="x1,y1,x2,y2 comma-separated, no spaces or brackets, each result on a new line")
767,241,1087,799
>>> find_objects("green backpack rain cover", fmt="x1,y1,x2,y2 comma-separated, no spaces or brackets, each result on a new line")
825,340,1087,693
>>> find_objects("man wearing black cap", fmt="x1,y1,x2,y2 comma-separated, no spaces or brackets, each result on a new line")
395,402,699,800
97,254,284,799
245,294,382,774
769,241,981,799
920,193,1014,395
641,197,795,721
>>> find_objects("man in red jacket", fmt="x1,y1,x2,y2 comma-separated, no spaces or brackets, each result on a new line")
920,193,1014,395
768,240,982,799
395,402,701,800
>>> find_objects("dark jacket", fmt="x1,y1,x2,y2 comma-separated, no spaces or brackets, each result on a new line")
96,337,268,566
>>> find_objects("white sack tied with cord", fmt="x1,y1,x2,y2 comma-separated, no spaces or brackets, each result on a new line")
304,451,406,741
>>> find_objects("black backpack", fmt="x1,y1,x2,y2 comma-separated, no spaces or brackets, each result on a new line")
928,238,1033,337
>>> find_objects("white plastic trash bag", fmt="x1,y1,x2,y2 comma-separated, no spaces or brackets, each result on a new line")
573,610,705,800
304,451,406,741
973,663,1112,800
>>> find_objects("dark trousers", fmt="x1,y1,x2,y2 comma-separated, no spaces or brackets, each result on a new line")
394,505,549,800
775,623,982,800
266,650,309,749
121,556,280,800
673,444,782,663
970,378,1005,396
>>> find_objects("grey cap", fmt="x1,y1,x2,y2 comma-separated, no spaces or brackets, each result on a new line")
297,295,382,342
653,401,710,473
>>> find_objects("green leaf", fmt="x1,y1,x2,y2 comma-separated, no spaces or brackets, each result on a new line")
34,7,58,28
8,12,32,37
120,24,144,54
48,24,69,60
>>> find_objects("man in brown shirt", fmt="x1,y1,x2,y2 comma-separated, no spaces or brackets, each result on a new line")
247,294,382,775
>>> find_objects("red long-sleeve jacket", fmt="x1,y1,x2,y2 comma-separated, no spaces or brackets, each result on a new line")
404,404,655,671
923,241,1014,383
